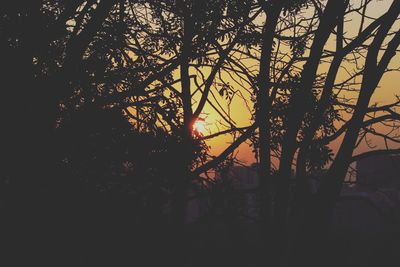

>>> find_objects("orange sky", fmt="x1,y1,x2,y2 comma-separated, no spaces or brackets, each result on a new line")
194,1,400,165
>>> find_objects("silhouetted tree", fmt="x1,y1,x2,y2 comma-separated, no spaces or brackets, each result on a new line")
2,1,400,267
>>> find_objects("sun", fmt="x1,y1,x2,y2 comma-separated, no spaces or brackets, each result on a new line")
193,118,207,135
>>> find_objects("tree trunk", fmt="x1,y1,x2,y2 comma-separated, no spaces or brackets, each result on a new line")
257,3,282,229
274,1,347,264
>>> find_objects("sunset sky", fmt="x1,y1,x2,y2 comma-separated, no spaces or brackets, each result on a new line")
192,0,400,165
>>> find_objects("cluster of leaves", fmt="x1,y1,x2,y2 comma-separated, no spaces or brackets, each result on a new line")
304,143,334,172
281,0,310,15
56,106,198,203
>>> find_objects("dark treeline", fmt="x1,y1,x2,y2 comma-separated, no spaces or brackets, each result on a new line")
1,1,400,267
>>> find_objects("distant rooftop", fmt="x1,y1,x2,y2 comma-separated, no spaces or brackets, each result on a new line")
356,154,400,188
